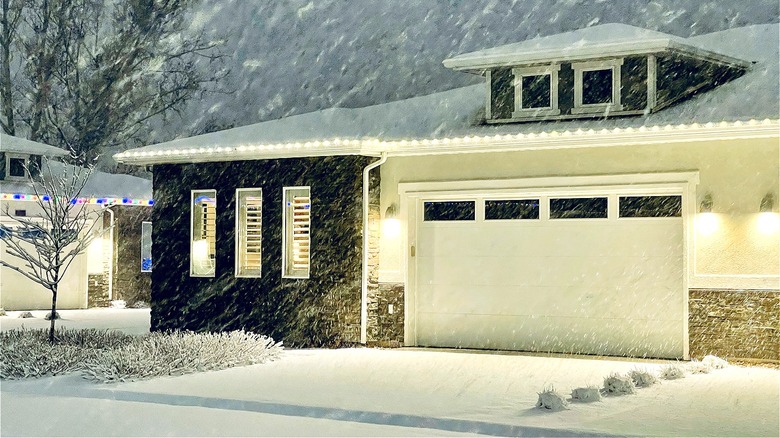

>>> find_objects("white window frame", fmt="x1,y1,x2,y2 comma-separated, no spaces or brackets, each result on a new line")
5,153,28,181
572,58,624,114
512,64,560,118
190,189,217,277
282,186,311,279
235,188,263,278
141,221,152,272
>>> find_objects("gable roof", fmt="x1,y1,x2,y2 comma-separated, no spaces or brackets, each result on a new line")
442,23,751,72
115,24,779,165
0,133,68,157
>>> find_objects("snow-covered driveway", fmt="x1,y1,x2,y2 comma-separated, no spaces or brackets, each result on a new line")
1,309,778,436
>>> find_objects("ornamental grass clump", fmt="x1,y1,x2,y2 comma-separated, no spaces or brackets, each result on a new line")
687,359,712,374
570,386,602,403
702,355,728,369
1,328,282,382
629,368,659,388
602,373,636,396
535,386,569,411
660,364,686,380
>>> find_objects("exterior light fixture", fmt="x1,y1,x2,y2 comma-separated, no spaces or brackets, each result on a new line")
382,203,400,239
759,193,774,212
384,203,398,219
699,193,713,213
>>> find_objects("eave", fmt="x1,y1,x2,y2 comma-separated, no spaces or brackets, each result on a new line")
114,119,779,165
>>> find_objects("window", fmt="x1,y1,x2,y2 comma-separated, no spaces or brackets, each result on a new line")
141,222,152,272
423,201,476,221
550,197,608,219
485,199,539,220
619,195,682,218
282,187,311,279
235,188,262,277
5,154,27,180
190,189,216,277
512,64,560,118
572,59,623,114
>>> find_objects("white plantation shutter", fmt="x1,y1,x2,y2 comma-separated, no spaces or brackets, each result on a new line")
236,189,263,277
283,187,311,278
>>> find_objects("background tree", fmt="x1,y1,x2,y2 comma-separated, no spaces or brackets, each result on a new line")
0,156,101,343
0,0,225,163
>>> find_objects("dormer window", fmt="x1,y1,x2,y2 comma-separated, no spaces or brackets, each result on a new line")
572,59,624,114
512,64,560,118
5,153,28,181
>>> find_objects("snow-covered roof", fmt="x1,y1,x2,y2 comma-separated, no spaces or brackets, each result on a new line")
0,159,152,199
442,23,751,72
116,24,779,166
0,133,68,157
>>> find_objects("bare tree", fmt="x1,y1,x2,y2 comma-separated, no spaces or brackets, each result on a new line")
0,157,101,343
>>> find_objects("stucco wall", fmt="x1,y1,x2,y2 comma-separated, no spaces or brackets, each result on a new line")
379,137,780,289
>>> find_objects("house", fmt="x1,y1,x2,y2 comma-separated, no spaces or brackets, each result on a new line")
114,23,779,360
0,133,153,310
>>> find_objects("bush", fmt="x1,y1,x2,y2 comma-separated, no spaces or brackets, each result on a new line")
603,373,636,395
629,368,659,388
0,328,282,382
44,311,60,320
536,386,568,411
687,359,712,374
130,301,150,309
17,311,33,318
660,364,686,380
570,386,602,403
702,355,728,369
0,308,6,316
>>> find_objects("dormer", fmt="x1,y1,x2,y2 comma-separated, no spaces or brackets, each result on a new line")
443,24,751,124
0,133,67,182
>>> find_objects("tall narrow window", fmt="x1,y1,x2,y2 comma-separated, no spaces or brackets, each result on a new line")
141,221,152,272
282,186,311,279
191,189,216,277
235,188,263,277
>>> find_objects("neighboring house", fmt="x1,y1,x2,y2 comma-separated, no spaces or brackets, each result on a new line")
115,24,779,359
0,133,153,310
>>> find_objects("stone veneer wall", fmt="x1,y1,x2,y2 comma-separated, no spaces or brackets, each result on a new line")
87,273,109,307
689,289,779,360
151,156,374,347
111,206,152,305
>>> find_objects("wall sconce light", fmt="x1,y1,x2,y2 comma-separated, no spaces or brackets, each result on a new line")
699,193,713,213
759,193,774,213
385,203,398,219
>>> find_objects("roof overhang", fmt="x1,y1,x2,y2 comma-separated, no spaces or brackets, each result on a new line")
114,119,779,165
0,133,68,157
443,40,752,73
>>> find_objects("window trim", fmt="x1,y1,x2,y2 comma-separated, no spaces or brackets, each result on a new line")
512,64,561,118
5,153,28,181
235,188,263,278
572,58,624,114
190,189,217,278
141,221,152,273
282,186,311,279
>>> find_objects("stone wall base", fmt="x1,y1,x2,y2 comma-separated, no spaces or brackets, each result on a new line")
87,274,109,308
689,289,779,361
367,282,404,346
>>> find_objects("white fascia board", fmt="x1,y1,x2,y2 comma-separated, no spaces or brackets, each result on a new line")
443,39,750,72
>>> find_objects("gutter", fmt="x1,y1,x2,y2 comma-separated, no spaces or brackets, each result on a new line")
360,152,387,345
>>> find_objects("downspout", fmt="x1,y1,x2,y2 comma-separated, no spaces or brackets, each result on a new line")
361,152,388,344
105,207,115,302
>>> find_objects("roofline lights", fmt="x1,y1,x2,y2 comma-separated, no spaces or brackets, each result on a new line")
0,193,154,206
113,118,779,165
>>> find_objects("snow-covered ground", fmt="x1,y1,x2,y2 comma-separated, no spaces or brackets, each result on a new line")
1,309,778,436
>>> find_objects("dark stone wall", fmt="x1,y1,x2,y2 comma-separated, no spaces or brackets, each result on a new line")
151,156,374,347
621,55,647,110
656,54,745,109
0,152,5,179
367,282,405,346
87,274,109,307
689,289,779,360
490,68,514,119
111,206,152,305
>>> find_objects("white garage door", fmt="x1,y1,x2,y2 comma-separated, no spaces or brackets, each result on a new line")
412,191,685,359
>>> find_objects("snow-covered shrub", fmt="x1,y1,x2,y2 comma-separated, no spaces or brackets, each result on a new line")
536,386,568,411
109,300,126,309
629,368,658,388
0,308,6,316
130,301,150,309
602,373,636,395
570,386,602,403
702,355,728,369
82,330,283,383
17,311,33,318
44,311,60,320
687,359,711,374
660,364,686,380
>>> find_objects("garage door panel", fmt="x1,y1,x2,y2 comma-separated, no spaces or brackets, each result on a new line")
417,255,546,287
416,313,684,358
